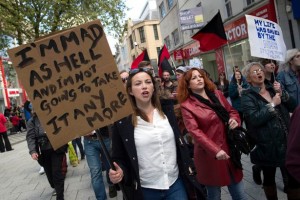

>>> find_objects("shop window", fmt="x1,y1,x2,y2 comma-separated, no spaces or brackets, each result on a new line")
167,0,173,10
223,40,258,78
138,27,146,43
153,25,159,40
172,29,179,46
129,35,134,50
159,2,166,18
225,0,232,17
164,36,171,49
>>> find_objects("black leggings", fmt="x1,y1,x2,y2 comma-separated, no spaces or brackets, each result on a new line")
261,166,277,186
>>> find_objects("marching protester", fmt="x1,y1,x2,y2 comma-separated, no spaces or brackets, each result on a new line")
109,67,205,200
241,62,295,200
120,70,129,86
277,48,300,105
229,70,249,124
26,111,68,200
0,112,13,153
84,127,117,199
286,105,300,200
261,59,277,84
251,59,289,192
177,68,246,200
214,71,229,98
72,136,85,160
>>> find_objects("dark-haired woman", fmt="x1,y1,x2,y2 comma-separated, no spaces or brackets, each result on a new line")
108,68,204,200
214,72,229,98
177,68,246,200
229,70,249,124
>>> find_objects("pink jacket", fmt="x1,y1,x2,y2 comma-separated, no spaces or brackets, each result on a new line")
0,113,7,133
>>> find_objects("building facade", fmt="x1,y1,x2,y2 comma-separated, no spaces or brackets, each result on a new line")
156,0,300,80
115,0,163,72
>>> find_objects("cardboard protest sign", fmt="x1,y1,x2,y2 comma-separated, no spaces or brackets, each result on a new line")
8,20,133,149
246,15,286,61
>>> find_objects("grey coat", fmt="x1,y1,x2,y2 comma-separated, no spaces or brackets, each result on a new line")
26,116,52,155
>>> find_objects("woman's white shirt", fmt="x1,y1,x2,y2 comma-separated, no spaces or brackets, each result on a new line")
134,109,179,189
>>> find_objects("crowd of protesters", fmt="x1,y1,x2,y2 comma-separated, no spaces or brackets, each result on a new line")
107,48,300,200
5,48,297,200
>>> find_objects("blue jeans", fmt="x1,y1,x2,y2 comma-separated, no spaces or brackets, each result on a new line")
141,177,188,200
206,180,247,200
84,137,111,200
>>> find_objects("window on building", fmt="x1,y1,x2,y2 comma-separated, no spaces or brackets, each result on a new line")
129,35,134,49
156,47,161,58
172,29,179,46
138,27,146,43
153,25,159,40
245,0,255,6
159,2,166,18
225,0,232,17
164,36,171,49
167,0,173,9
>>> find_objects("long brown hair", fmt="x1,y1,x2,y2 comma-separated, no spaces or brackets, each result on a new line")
177,68,216,103
126,70,164,126
217,72,229,85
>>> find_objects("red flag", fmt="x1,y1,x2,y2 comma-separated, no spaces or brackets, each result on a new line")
158,45,173,77
130,50,150,69
192,11,227,52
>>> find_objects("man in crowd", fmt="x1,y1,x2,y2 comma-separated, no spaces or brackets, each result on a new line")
84,126,117,200
119,70,129,86
277,48,300,105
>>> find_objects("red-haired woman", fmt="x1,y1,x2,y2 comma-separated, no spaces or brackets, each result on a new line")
177,68,246,200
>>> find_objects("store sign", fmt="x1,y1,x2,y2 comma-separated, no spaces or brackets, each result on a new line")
7,88,20,97
246,15,286,61
174,49,184,60
225,4,277,43
179,7,204,30
182,42,200,59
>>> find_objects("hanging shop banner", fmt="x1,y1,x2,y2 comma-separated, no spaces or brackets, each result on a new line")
179,7,204,30
8,20,133,150
246,15,286,61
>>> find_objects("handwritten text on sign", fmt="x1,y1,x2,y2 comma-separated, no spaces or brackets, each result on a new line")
8,20,132,149
246,15,286,61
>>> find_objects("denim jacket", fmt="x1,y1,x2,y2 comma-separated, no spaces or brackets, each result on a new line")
277,68,300,105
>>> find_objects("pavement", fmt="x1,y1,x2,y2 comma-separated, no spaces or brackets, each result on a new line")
0,132,287,200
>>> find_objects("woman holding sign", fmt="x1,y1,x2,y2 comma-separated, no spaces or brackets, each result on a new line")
241,62,295,200
108,68,205,200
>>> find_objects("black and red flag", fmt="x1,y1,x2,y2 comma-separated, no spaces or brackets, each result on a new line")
192,11,227,52
158,45,173,77
131,49,150,69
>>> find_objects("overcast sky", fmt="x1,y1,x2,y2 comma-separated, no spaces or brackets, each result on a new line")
107,0,147,54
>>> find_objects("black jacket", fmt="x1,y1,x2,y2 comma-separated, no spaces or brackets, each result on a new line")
111,100,205,200
241,83,295,167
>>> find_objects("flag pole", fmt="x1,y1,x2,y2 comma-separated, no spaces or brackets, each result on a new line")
169,55,176,75
226,41,236,67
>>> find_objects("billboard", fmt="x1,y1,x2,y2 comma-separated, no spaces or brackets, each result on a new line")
179,7,204,30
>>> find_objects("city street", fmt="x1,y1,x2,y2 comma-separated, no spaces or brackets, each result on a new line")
0,132,287,200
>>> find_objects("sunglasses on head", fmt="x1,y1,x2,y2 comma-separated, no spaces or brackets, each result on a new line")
129,67,153,75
